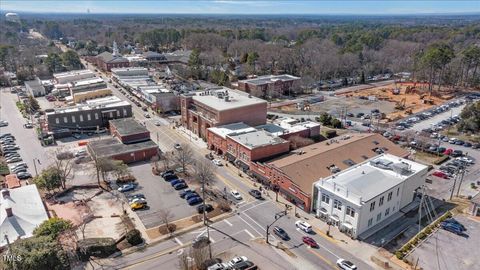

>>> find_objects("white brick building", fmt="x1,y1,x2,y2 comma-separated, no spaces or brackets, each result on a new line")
314,153,428,238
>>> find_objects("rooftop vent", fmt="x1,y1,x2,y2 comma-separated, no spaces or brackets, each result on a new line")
370,159,393,170
328,164,341,174
392,162,413,175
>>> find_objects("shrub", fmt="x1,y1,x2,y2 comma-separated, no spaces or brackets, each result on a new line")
411,238,418,246
125,229,143,246
404,243,412,251
424,227,432,234
433,155,450,165
34,218,73,239
395,251,404,260
325,130,337,139
77,238,117,261
418,232,427,240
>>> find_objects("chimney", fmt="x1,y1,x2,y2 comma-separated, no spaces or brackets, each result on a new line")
6,206,13,217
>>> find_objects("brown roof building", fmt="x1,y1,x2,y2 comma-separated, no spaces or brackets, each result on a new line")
237,74,300,98
250,133,410,212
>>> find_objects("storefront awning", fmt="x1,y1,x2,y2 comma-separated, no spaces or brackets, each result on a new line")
319,207,328,215
330,215,339,222
342,222,353,230
235,160,249,170
225,152,236,162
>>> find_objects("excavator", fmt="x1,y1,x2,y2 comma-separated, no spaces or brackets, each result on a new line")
395,98,406,110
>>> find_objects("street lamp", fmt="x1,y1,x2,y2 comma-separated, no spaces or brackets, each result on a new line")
265,205,288,245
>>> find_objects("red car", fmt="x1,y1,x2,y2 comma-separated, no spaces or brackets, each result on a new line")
443,148,453,155
302,236,318,248
432,171,449,179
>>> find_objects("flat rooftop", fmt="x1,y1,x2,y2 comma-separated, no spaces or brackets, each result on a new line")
316,154,427,205
110,118,148,137
47,99,130,115
85,96,121,105
257,118,319,136
54,69,94,78
239,74,300,86
88,138,157,158
208,122,257,139
267,133,410,194
190,88,267,111
228,129,286,149
70,77,105,87
111,67,148,73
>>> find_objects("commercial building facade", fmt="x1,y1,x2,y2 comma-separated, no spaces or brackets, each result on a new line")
45,97,133,131
24,77,46,97
314,154,428,238
180,88,267,140
249,133,410,212
237,74,300,98
95,52,130,72
53,69,95,84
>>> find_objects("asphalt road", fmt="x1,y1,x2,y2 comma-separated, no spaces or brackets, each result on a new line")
0,89,49,176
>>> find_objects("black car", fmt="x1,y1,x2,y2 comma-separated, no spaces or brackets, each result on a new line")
273,226,289,241
174,182,188,190
451,150,463,157
179,189,194,198
161,170,175,177
232,261,256,270
463,142,472,147
248,189,262,199
455,140,465,145
196,204,214,214
163,174,178,181
472,143,480,149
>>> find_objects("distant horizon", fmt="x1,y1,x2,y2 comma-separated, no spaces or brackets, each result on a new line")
2,1,480,15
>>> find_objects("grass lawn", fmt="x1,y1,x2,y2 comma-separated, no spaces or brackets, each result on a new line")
442,126,480,143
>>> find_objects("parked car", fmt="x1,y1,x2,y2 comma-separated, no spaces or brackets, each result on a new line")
75,149,87,157
295,220,312,233
174,182,188,190
336,259,358,270
248,189,262,199
161,170,175,177
443,148,453,155
118,183,136,192
179,189,193,198
231,261,256,270
302,236,318,248
273,226,289,241
432,171,449,179
212,159,223,166
24,123,33,128
197,204,214,214
231,190,242,200
163,174,178,181
170,179,185,187
187,196,203,205
444,218,466,231
130,202,147,211
185,192,200,200
440,222,464,235
6,157,22,163
16,172,32,179
463,142,472,147
127,194,146,201
451,150,463,157
226,256,248,268
174,143,182,150
144,113,151,118
456,157,474,164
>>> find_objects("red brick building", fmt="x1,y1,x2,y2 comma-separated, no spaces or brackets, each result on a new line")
87,118,158,164
180,88,267,140
95,52,130,72
237,74,300,98
249,133,410,212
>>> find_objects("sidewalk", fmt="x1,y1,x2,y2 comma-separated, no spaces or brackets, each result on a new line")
174,125,208,149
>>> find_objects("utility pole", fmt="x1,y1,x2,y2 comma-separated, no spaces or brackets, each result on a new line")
450,167,460,200
33,158,38,176
456,168,466,197
266,205,288,244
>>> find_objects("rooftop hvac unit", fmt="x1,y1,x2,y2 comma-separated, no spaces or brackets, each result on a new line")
369,159,393,170
392,162,413,175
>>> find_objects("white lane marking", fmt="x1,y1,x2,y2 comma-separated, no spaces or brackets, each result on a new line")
174,237,183,246
241,211,267,232
244,229,255,238
240,200,270,213
224,219,233,226
237,215,263,237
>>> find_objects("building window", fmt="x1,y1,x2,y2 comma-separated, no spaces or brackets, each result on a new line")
368,218,373,227
397,187,400,196
116,110,120,117
346,206,355,217
55,118,60,124
71,115,76,123
333,199,342,210
370,201,375,212
321,194,330,204
393,206,395,212
109,112,113,118
95,113,99,120
87,114,91,121
79,115,84,122
385,208,390,217
379,196,384,206
123,109,127,116
63,116,68,123
387,192,393,201
377,213,382,222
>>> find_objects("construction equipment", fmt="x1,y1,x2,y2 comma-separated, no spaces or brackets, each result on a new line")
392,87,400,95
395,98,406,110
405,84,417,95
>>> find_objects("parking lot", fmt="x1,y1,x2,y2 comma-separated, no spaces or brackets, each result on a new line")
408,215,480,270
123,163,198,229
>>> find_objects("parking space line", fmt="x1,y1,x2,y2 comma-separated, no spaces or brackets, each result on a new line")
224,219,233,226
244,229,255,238
174,237,183,246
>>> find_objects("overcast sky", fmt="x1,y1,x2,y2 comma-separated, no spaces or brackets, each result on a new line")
2,1,479,14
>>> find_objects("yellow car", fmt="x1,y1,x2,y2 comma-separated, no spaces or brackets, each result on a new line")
130,202,147,211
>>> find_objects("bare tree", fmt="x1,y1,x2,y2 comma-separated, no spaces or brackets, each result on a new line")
90,157,123,186
178,250,192,270
159,208,174,236
161,151,174,171
190,246,210,270
288,135,314,150
194,159,216,187
174,144,194,174
50,147,75,189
